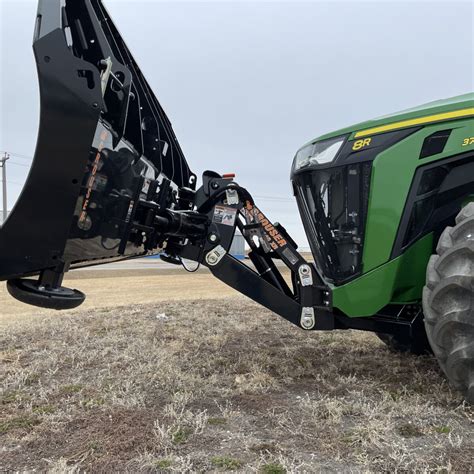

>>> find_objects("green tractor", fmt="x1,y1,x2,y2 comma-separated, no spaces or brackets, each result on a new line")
291,93,474,401
1,1,473,401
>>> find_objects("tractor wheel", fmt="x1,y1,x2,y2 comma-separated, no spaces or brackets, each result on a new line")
423,202,474,403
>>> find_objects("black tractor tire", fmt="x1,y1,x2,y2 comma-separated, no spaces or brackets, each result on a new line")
423,202,474,403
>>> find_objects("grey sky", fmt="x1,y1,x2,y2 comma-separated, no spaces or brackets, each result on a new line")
1,0,473,246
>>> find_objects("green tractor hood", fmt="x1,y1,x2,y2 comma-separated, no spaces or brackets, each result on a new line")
312,92,474,144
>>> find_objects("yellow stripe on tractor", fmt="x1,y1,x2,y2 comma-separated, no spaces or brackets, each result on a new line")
354,107,474,138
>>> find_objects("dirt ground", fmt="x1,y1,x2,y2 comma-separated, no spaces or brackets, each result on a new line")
1,271,473,472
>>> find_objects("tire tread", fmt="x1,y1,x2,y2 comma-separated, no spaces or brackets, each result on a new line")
423,204,474,403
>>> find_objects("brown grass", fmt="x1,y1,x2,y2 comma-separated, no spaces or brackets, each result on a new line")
1,297,472,472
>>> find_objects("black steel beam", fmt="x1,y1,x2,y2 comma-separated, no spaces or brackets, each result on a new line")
209,254,302,327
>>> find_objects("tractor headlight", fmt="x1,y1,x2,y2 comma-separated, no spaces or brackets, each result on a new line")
292,136,345,171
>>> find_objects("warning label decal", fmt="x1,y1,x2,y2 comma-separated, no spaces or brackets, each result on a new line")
213,205,237,226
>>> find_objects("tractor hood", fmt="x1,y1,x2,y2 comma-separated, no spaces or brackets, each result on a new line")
300,92,474,147
0,0,196,281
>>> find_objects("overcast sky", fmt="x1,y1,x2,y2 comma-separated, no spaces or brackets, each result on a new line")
0,0,473,246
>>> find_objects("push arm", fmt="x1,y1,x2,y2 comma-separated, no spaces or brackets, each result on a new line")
162,171,334,331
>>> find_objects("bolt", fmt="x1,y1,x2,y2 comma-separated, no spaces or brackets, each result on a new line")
211,182,220,190
301,317,313,329
208,233,218,243
207,253,218,264
300,265,310,275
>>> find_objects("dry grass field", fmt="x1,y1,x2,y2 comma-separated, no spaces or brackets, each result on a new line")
1,272,473,472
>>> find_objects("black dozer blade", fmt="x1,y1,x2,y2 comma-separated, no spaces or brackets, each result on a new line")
0,0,197,309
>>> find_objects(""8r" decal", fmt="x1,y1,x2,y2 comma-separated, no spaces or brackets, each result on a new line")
352,138,372,150
352,138,372,151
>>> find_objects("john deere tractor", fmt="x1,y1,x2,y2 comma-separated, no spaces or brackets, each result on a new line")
1,0,473,401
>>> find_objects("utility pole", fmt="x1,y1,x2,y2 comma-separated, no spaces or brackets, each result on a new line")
0,152,9,224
